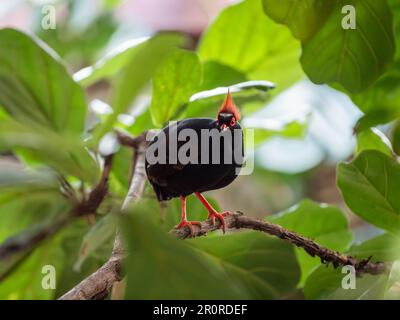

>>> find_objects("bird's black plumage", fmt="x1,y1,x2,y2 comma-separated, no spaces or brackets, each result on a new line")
145,117,243,201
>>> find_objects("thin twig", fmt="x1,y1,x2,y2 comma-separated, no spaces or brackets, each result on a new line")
115,130,147,149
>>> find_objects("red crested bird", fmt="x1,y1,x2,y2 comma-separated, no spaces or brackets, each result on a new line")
145,90,243,235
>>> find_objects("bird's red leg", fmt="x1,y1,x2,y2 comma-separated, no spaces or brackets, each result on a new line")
175,195,202,237
194,192,228,233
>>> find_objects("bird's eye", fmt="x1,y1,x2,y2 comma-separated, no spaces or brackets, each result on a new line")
230,117,236,126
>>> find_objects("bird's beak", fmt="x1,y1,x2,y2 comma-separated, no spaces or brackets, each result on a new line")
220,124,228,131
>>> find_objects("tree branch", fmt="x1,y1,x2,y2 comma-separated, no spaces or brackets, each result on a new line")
170,211,390,276
59,136,148,300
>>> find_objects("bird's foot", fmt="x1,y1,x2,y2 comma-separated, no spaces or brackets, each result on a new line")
207,211,229,234
175,220,202,237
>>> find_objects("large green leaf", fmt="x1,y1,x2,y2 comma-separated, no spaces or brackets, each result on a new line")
301,0,395,93
0,119,99,183
122,206,300,299
92,33,183,142
262,0,335,40
73,36,150,86
199,61,248,91
269,199,352,285
304,233,400,300
0,28,87,134
337,150,400,234
189,232,300,297
150,50,202,127
198,0,303,96
349,0,400,128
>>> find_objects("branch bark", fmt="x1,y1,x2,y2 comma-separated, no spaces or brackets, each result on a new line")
170,212,390,275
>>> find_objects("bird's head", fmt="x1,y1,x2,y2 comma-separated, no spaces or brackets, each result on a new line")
217,89,241,130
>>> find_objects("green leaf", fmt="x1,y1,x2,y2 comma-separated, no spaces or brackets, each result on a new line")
269,199,352,285
349,233,400,262
304,233,400,300
150,50,202,127
199,61,248,91
351,60,400,128
74,214,116,272
301,0,396,92
73,36,150,86
304,264,389,300
262,0,335,40
0,119,99,183
356,128,394,156
189,232,301,297
92,33,184,143
122,207,300,299
198,0,303,96
337,150,400,234
0,28,87,134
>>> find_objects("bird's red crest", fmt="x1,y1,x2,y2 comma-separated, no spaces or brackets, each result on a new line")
218,89,240,120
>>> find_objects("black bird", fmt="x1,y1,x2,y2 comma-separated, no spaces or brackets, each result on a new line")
146,90,243,235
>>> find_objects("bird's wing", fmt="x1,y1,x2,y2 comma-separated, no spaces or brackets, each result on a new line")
146,162,186,186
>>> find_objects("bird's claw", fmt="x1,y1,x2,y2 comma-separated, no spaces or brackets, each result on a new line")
207,211,229,234
176,220,202,237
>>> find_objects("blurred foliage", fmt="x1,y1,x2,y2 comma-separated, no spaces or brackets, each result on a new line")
0,0,400,300
269,200,352,284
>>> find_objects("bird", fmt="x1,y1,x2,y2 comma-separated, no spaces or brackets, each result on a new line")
145,90,243,236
